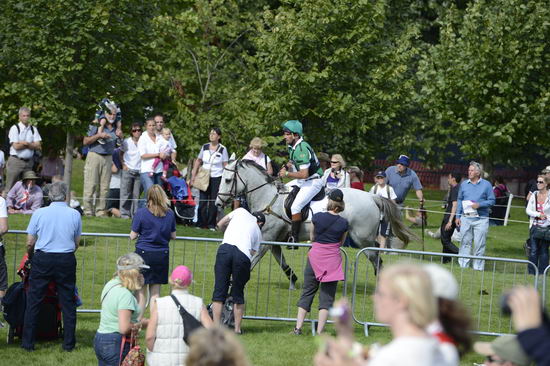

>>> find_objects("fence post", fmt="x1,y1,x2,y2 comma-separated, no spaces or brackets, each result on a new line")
503,193,514,226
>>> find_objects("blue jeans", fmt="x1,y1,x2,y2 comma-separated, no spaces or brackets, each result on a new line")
528,228,550,275
94,332,130,366
458,216,489,271
139,172,162,207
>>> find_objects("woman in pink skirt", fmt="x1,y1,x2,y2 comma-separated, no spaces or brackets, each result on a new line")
291,189,348,335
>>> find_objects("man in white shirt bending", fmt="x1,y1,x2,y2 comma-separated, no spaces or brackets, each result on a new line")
212,208,265,334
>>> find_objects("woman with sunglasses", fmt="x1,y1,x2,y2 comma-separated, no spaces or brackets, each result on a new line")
321,154,350,195
525,175,550,274
120,122,143,219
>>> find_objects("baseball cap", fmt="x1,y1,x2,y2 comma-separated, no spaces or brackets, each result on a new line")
252,211,266,225
423,264,459,301
170,265,193,287
282,120,303,135
396,154,410,167
375,171,386,178
474,335,531,366
328,189,344,202
116,253,150,271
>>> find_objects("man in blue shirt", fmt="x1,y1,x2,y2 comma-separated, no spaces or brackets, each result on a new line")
22,182,82,352
455,161,495,271
384,154,424,206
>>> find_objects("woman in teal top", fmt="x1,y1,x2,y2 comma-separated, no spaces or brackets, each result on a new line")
94,253,149,366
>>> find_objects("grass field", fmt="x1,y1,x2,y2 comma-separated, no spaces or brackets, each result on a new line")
0,160,544,365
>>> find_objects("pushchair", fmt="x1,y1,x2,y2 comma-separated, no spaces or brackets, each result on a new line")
2,253,63,344
163,164,197,225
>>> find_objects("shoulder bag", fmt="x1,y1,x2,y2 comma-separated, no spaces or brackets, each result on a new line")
194,145,220,192
171,294,203,345
531,192,550,241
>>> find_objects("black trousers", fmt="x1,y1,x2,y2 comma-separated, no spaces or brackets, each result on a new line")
440,216,459,261
22,251,77,351
198,176,221,228
297,259,338,312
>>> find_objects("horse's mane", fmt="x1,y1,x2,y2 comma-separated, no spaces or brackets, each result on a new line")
239,159,275,183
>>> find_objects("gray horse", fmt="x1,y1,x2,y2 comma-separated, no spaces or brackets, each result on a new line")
215,159,415,287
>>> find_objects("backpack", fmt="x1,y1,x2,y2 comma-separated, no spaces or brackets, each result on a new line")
373,184,390,198
2,282,26,327
4,124,36,156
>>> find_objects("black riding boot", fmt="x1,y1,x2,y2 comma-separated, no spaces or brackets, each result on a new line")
288,213,301,249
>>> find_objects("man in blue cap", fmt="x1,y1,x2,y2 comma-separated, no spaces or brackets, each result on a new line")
279,120,324,243
384,154,424,207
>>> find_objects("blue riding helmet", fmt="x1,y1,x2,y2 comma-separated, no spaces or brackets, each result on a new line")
282,120,303,136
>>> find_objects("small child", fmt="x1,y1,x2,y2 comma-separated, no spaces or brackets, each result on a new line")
369,171,397,249
152,128,174,179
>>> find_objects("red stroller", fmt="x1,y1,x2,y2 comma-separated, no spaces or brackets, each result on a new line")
3,253,62,344
163,166,196,225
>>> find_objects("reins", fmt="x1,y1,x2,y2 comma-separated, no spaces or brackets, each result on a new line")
217,160,291,224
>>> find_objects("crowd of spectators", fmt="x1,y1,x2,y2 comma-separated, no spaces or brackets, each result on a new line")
3,106,550,366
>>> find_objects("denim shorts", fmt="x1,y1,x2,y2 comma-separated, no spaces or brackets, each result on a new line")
94,332,130,366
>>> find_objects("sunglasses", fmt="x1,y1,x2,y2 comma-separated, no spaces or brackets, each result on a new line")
537,181,545,184
132,129,142,132
330,161,339,164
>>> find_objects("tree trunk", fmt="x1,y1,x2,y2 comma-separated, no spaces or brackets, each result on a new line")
64,132,74,203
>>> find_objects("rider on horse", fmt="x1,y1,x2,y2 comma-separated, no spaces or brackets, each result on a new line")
279,120,324,243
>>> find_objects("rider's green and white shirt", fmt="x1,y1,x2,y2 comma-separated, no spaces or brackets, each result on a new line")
287,137,323,179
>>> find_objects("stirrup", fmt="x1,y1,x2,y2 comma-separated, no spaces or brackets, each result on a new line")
287,236,299,250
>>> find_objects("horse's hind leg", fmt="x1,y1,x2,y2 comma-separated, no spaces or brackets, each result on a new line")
367,249,383,276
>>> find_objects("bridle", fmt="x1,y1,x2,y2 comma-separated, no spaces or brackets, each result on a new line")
216,160,272,206
216,160,292,224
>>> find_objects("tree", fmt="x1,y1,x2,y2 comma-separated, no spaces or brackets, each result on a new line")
157,0,421,166
0,0,159,190
415,0,550,168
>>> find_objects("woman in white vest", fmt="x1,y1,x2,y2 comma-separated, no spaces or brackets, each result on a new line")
146,265,212,366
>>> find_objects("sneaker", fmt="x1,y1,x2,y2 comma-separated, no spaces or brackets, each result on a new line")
290,327,302,335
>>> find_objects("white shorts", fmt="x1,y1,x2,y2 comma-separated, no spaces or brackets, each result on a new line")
287,178,324,215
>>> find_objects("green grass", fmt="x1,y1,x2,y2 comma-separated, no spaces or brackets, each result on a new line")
0,165,543,365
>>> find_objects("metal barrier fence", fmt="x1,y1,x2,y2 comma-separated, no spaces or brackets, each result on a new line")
351,247,539,337
3,230,348,335
543,265,550,308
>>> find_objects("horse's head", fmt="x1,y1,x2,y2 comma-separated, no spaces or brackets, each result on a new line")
216,158,245,208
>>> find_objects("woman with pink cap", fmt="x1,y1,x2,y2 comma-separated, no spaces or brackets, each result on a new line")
145,265,212,366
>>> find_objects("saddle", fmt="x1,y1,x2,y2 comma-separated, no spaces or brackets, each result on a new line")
284,185,325,221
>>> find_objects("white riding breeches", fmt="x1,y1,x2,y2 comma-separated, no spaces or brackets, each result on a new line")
287,178,324,215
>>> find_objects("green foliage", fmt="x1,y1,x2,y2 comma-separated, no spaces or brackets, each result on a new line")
416,0,550,166
0,0,158,131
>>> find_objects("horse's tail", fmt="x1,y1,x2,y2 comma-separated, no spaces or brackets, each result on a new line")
372,195,418,247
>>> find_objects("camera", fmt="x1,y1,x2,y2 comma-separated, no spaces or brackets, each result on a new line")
500,292,512,316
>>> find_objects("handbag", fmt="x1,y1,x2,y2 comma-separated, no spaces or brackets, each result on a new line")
171,294,203,345
194,166,210,192
120,329,145,366
194,145,221,192
531,226,550,241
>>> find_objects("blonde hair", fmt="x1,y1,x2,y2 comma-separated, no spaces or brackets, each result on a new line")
381,264,437,328
331,154,346,168
147,185,170,217
347,166,363,181
186,327,250,366
162,127,171,135
249,137,264,150
168,277,188,290
115,253,146,291
118,269,143,291
327,199,345,213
